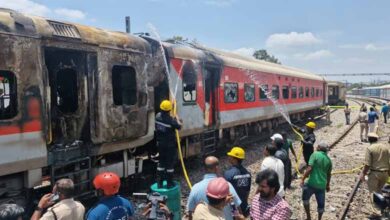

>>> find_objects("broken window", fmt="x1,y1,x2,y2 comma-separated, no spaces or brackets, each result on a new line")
291,86,297,99
272,85,279,99
305,87,309,97
311,87,314,97
56,68,78,113
259,85,268,100
282,86,289,99
224,82,238,103
299,87,304,98
244,84,255,102
112,65,137,106
182,63,197,103
0,71,17,119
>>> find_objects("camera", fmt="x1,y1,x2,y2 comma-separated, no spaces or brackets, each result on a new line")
373,185,390,218
133,192,169,220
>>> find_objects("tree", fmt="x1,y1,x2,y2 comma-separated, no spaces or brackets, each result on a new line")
165,35,187,43
252,49,281,64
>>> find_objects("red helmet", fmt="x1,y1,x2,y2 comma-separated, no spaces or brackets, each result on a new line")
93,172,120,196
206,177,229,199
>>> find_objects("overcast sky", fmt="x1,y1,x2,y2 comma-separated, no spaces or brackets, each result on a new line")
1,0,390,83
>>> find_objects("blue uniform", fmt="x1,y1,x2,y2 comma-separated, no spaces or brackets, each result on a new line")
224,165,251,215
368,111,378,123
86,195,134,220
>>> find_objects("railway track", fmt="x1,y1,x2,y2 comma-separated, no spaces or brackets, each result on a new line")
337,98,389,220
285,98,389,220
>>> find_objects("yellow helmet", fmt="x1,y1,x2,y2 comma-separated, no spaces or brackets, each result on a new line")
160,100,172,111
306,121,316,129
227,147,245,159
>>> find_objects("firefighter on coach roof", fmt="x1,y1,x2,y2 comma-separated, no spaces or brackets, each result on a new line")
155,100,182,188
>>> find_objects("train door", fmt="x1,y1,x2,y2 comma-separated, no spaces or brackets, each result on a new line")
44,48,94,144
203,66,220,128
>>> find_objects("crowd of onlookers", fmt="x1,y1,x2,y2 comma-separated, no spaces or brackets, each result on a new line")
0,102,389,220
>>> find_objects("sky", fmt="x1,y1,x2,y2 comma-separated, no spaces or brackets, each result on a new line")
1,0,390,83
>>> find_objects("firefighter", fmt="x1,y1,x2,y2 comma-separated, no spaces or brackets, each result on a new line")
293,121,316,164
224,147,251,217
155,100,182,188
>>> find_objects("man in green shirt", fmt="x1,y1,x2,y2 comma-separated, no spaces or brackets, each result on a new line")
301,142,332,220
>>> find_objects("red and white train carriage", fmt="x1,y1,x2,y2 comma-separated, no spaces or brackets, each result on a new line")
161,43,327,156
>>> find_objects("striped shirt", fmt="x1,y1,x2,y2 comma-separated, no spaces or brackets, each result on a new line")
250,194,291,220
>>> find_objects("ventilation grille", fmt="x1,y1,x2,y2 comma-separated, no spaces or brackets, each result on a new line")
49,21,80,39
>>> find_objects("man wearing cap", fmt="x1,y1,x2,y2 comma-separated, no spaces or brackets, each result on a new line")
293,122,316,164
193,178,245,220
360,133,390,194
271,134,292,190
187,156,242,220
224,147,251,216
155,100,182,188
301,143,332,220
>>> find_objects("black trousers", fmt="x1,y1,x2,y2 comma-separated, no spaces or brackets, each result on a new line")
157,143,177,171
303,147,314,164
284,158,292,188
384,112,388,123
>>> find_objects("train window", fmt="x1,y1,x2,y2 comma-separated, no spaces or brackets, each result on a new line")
282,86,289,99
311,87,314,97
112,65,137,106
320,89,322,96
305,87,309,97
182,63,197,103
291,86,297,99
244,84,255,102
0,71,17,119
259,85,268,100
272,85,279,99
316,89,319,97
56,68,78,113
224,82,238,103
299,87,304,98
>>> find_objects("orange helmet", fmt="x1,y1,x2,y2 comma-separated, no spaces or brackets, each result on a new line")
93,172,120,196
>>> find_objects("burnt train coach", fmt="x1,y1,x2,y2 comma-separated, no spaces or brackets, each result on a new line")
0,8,166,204
0,8,326,204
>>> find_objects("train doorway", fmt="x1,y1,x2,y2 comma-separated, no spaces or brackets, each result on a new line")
44,48,95,144
203,66,220,128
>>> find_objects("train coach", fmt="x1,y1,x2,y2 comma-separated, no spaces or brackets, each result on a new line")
327,81,346,105
0,8,326,205
351,84,390,100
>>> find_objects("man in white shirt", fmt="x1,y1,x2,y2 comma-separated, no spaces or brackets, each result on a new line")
261,145,285,197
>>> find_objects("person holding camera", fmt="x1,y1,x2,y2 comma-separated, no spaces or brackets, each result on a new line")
86,172,134,220
30,178,85,220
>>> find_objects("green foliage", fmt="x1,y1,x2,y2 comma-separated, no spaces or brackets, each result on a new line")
253,49,281,64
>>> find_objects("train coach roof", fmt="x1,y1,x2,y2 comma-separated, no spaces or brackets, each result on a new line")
164,42,325,82
327,81,345,86
0,8,150,53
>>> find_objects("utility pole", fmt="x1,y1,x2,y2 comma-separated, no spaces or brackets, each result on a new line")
125,16,130,34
